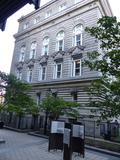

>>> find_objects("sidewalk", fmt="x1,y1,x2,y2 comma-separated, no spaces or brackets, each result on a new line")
0,129,120,160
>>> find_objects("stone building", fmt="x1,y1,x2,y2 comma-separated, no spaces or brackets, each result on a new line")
10,0,113,126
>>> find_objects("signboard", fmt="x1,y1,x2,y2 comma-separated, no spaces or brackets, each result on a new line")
72,124,84,139
51,121,64,133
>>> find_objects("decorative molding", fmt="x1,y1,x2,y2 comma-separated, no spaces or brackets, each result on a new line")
16,62,24,69
52,50,65,62
26,59,35,67
38,55,48,65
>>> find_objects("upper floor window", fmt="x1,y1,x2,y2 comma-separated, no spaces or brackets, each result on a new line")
34,16,40,24
75,0,83,4
38,65,47,81
30,41,37,59
42,37,49,55
71,59,81,77
73,24,83,46
53,63,62,79
17,70,22,80
19,45,25,62
27,67,33,83
59,3,66,12
23,22,29,29
45,10,52,18
56,31,64,51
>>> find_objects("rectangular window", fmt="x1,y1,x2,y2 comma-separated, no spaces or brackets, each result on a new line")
44,45,49,55
30,49,36,59
45,10,52,18
39,66,46,81
17,71,22,80
19,53,25,62
59,40,63,51
27,69,33,83
73,92,78,102
72,59,81,77
23,22,29,29
59,3,66,12
53,63,62,79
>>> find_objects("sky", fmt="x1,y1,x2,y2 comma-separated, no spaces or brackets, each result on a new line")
0,0,120,73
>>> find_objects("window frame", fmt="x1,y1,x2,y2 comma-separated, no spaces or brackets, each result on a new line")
38,65,47,81
53,63,62,79
71,59,82,77
19,46,25,62
27,68,33,83
56,31,64,51
42,37,49,55
73,24,83,46
30,41,37,59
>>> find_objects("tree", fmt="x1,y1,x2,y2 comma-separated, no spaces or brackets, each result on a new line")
40,95,79,134
85,16,120,120
0,71,36,128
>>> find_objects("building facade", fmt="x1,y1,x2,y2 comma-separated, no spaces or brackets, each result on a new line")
11,0,112,120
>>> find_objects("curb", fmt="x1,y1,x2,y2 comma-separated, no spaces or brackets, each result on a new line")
28,132,120,158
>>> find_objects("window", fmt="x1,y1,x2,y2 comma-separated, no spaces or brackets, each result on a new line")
42,37,49,55
27,68,33,83
75,0,82,4
71,59,81,77
56,31,64,51
17,70,22,80
72,92,78,102
38,66,46,81
53,63,62,79
23,22,29,29
34,16,40,24
45,10,52,18
30,41,37,59
59,3,66,11
36,93,41,105
19,46,25,62
73,24,83,46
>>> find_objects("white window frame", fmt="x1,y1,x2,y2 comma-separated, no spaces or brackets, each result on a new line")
45,10,52,18
59,2,66,12
34,16,40,24
17,70,22,80
23,22,29,29
38,65,47,81
53,63,62,79
71,59,81,77
19,46,25,62
73,24,83,46
56,31,64,51
42,37,49,55
30,41,37,59
27,68,33,83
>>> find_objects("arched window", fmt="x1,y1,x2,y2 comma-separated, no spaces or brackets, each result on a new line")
73,24,83,46
30,41,37,59
27,67,33,83
42,37,49,55
19,45,25,62
56,31,64,51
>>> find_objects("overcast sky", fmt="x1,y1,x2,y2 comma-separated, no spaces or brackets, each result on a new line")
0,0,119,73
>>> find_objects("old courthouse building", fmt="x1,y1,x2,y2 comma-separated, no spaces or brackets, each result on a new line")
10,0,113,123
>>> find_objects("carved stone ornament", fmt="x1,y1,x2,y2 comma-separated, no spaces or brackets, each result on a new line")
38,55,48,65
26,59,35,67
16,62,23,69
69,46,85,60
52,51,65,62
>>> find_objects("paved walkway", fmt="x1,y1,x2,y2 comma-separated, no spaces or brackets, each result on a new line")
0,129,119,160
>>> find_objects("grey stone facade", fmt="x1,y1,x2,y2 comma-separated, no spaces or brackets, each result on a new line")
10,0,113,118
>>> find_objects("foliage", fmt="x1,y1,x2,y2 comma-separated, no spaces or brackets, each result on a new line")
0,71,37,116
85,16,120,120
40,94,79,120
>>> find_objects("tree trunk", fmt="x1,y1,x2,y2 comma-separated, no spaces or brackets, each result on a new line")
31,115,38,130
44,111,48,135
18,115,22,129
